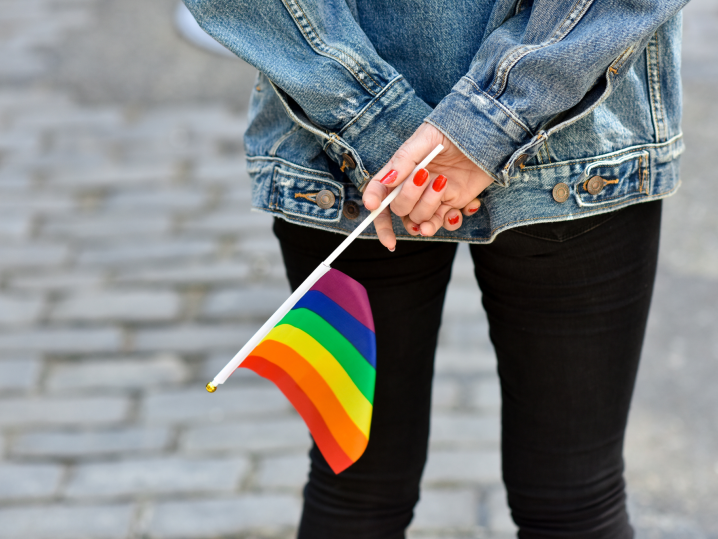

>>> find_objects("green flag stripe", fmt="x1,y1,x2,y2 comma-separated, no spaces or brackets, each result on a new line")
277,309,375,403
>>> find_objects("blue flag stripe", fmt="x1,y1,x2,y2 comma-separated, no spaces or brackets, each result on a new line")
292,290,376,368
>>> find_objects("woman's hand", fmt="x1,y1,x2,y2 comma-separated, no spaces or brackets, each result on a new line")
362,123,494,250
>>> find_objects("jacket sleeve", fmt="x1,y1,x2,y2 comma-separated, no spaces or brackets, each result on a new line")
426,0,689,185
183,0,432,191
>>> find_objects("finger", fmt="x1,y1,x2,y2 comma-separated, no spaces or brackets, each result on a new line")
418,204,451,237
401,215,422,236
461,198,481,217
408,174,448,224
372,207,397,251
389,168,433,217
443,208,463,231
362,169,396,211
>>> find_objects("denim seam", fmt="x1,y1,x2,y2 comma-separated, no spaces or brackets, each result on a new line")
464,77,532,136
336,75,404,137
646,33,667,142
256,185,676,243
520,135,681,171
488,0,594,98
269,124,302,157
248,156,337,179
281,0,381,95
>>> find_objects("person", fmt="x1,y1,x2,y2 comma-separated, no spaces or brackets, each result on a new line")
183,1,689,537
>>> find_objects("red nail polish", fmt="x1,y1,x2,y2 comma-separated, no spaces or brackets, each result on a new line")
469,207,478,213
448,215,459,225
432,175,447,192
411,225,420,232
379,170,398,185
413,168,429,187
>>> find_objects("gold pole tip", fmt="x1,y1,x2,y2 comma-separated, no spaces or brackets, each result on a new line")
206,382,217,393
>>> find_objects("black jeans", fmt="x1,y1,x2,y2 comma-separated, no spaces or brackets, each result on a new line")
273,200,661,539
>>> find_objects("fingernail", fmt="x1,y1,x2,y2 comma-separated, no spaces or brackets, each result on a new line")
432,175,447,192
411,225,420,232
448,215,459,225
389,247,395,252
413,168,429,187
469,207,479,213
379,170,398,185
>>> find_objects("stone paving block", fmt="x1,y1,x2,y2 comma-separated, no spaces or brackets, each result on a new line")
194,159,248,184
133,323,256,352
50,162,177,188
0,503,134,539
103,187,209,211
434,346,496,375
0,396,129,427
182,418,310,453
0,212,32,240
0,326,122,353
65,457,249,499
410,488,478,530
255,454,309,490
0,243,69,269
0,191,74,213
148,495,301,538
485,488,516,535
422,450,502,485
0,294,44,326
114,260,251,285
42,212,171,240
143,386,290,424
0,356,42,391
467,378,502,412
430,413,500,446
432,377,461,410
11,427,171,458
236,235,283,256
439,320,492,348
77,239,216,266
52,290,180,322
46,354,189,391
443,282,484,318
8,269,104,291
181,211,274,235
201,285,288,319
0,463,63,501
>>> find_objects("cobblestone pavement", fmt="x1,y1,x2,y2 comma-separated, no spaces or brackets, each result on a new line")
1,1,717,538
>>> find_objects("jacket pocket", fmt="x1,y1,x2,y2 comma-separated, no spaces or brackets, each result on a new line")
574,150,649,207
269,165,344,223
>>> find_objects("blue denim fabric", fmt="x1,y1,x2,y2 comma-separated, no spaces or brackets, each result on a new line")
184,0,688,243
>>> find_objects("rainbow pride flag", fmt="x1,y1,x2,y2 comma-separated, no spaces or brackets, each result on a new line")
240,268,376,474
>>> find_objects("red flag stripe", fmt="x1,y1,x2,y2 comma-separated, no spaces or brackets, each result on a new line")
242,355,355,474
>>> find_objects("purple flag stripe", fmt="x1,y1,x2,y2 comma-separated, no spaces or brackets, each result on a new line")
310,269,374,332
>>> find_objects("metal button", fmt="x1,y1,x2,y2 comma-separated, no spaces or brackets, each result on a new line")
342,200,360,220
552,183,570,203
586,175,606,195
340,153,356,172
316,189,335,209
514,154,529,168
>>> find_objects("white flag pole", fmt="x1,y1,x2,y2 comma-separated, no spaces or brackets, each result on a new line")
206,143,444,392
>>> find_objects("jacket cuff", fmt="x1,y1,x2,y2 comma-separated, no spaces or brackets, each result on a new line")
323,76,433,191
426,77,545,187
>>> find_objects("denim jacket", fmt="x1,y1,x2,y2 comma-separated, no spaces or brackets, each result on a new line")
184,0,688,243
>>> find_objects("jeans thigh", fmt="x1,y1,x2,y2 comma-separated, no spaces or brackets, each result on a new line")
273,218,457,539
469,201,662,539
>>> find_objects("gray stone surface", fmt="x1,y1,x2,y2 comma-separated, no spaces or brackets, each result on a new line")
65,457,249,498
0,504,134,539
46,355,189,391
0,0,714,536
0,356,42,391
148,495,301,538
11,427,171,458
0,396,129,427
52,290,180,322
0,463,63,501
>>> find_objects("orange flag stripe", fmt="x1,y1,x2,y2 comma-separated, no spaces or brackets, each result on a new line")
242,355,354,474
250,339,369,462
